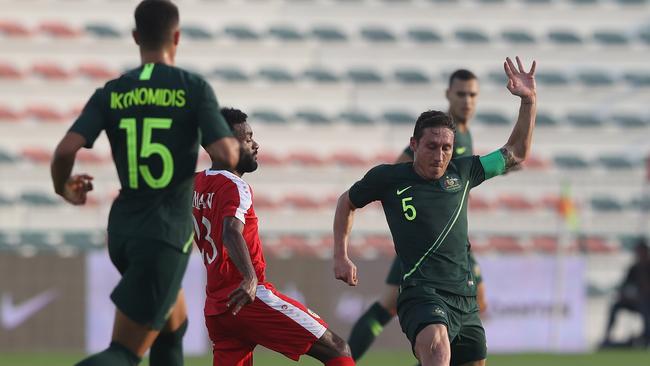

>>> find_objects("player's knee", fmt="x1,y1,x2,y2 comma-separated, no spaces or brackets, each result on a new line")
414,325,450,365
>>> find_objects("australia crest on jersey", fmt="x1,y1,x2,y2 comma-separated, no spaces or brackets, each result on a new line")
440,174,462,192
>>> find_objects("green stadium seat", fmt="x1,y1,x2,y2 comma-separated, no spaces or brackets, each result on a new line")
251,109,288,124
455,29,490,44
567,112,603,127
554,154,590,169
536,111,559,127
611,114,648,128
630,196,650,212
294,109,331,124
623,71,650,87
577,70,616,86
258,67,294,82
20,231,53,249
597,155,637,169
0,149,17,163
521,0,552,3
568,0,599,5
223,25,259,40
487,70,508,85
406,28,443,44
360,27,397,42
383,110,415,125
394,68,431,84
181,25,214,40
478,0,507,4
62,231,104,249
20,192,60,206
548,29,583,45
302,68,340,83
639,28,650,44
0,194,14,206
614,0,648,5
338,110,374,125
268,25,304,41
535,70,570,86
591,197,624,211
347,68,383,83
85,23,122,38
593,30,630,46
426,0,461,4
210,67,249,82
618,234,646,251
311,26,348,42
501,29,537,44
476,111,510,126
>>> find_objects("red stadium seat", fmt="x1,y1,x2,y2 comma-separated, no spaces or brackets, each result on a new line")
253,194,277,210
32,63,72,80
468,236,490,254
371,150,401,164
328,151,368,167
487,235,526,253
77,63,117,80
576,236,617,254
277,234,312,257
468,195,491,211
539,195,562,212
0,105,23,122
521,154,549,170
286,152,325,166
284,194,321,210
24,105,67,122
531,235,559,253
21,147,51,164
256,151,285,166
76,150,106,164
39,21,81,38
0,20,31,37
362,234,395,257
0,63,24,79
498,194,536,211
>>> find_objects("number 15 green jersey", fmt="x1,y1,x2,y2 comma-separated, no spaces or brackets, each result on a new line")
69,63,232,250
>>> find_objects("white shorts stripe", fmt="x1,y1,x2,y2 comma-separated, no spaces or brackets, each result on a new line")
255,285,327,339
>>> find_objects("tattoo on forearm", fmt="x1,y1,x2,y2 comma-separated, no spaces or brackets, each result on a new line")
500,147,519,172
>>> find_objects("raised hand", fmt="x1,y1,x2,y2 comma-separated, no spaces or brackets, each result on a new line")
62,174,94,205
504,56,537,102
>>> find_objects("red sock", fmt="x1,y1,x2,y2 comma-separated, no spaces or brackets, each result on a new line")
325,356,355,366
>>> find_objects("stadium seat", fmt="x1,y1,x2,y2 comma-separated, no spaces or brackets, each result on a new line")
393,68,431,84
210,66,249,82
487,235,525,253
24,105,67,122
539,195,562,212
181,24,214,40
623,71,650,87
576,236,615,253
0,63,23,79
84,23,122,39
0,20,31,37
62,231,104,250
347,68,384,83
250,109,288,124
251,194,278,209
454,28,490,44
268,25,304,41
535,111,559,127
338,110,374,125
614,0,648,5
521,0,552,4
302,67,340,83
468,195,491,211
531,235,559,254
256,151,285,166
20,191,59,206
32,63,71,80
611,113,648,128
76,150,106,164
590,197,624,211
554,154,590,169
294,109,331,124
372,150,401,164
629,196,650,212
501,29,537,44
0,148,17,163
639,27,650,44
311,26,348,42
535,70,570,86
39,21,80,38
487,70,508,85
592,30,630,46
475,111,510,126
21,147,52,164
521,154,550,170
20,231,54,249
360,26,397,42
77,63,116,80
361,234,395,257
577,70,616,86
548,29,583,45
618,234,646,251
477,0,506,4
258,66,294,82
0,105,22,122
597,154,637,169
567,112,603,127
329,151,368,167
284,194,322,210
498,195,536,211
223,25,260,40
383,110,416,125
406,27,443,44
286,152,325,166
568,0,599,4
0,193,14,206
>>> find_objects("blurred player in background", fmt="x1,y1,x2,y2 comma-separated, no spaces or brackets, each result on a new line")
334,57,537,366
601,238,650,347
193,108,355,366
347,69,488,362
50,1,239,365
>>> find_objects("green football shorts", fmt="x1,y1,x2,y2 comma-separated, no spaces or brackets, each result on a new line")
397,283,487,365
108,233,190,330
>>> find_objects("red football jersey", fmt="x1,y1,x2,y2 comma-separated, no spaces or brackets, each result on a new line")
192,169,267,316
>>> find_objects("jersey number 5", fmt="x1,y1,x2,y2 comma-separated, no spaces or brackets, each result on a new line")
401,197,416,221
119,117,174,189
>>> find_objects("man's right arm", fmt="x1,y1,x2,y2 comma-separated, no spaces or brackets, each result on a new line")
333,190,359,286
222,216,257,314
197,80,240,170
205,137,240,171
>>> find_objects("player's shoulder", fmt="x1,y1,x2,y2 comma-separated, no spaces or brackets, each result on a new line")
365,163,411,181
199,169,249,191
449,155,479,171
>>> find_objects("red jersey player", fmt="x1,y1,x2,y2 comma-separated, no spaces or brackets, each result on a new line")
192,107,355,366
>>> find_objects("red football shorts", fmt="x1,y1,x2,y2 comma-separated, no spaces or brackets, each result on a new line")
205,282,329,366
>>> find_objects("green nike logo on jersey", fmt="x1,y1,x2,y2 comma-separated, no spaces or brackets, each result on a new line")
456,147,467,155
397,186,412,195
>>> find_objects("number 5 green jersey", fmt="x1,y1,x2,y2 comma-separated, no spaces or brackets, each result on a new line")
69,63,233,250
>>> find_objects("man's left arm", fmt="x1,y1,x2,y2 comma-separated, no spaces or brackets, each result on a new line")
51,132,94,205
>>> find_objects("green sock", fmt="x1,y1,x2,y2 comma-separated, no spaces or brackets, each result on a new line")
150,319,188,366
76,342,141,366
348,301,394,360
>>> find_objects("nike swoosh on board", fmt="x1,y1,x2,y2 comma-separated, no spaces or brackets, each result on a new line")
1,289,58,330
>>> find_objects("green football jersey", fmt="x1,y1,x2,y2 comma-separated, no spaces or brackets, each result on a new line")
403,128,473,159
69,63,232,250
349,156,499,296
